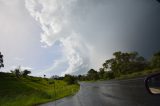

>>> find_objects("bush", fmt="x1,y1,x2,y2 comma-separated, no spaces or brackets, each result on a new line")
22,70,31,77
64,74,77,85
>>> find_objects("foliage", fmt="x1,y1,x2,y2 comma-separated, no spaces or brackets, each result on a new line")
103,71,115,79
64,74,77,85
10,67,31,78
98,68,105,79
105,51,147,77
150,51,160,68
22,70,31,77
78,51,160,81
0,72,79,106
116,68,160,80
87,69,99,80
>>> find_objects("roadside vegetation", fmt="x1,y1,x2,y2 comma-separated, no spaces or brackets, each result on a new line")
0,71,79,106
77,51,160,81
0,50,160,105
0,53,79,106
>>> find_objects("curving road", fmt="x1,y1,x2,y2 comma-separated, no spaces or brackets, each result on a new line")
39,78,160,106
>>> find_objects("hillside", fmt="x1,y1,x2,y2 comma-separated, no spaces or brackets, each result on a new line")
0,72,79,106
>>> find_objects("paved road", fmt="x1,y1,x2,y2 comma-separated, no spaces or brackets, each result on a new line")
39,78,160,106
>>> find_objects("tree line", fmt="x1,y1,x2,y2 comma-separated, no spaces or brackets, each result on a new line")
77,51,160,81
10,66,31,78
1,51,160,83
51,51,160,82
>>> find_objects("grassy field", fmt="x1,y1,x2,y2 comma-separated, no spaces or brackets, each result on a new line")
0,72,80,106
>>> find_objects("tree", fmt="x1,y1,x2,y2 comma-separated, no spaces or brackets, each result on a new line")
50,75,59,80
78,75,82,80
77,75,88,81
102,51,147,77
0,52,4,68
22,70,31,77
150,51,160,68
103,71,115,79
10,66,32,78
64,74,77,85
98,68,105,79
87,69,99,80
14,68,21,78
44,75,46,78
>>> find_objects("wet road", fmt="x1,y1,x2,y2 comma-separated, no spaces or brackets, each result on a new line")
39,78,160,106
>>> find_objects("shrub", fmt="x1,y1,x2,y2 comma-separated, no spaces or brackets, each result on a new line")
64,74,77,85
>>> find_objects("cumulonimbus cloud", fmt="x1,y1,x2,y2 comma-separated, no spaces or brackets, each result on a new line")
26,0,139,76
25,0,92,75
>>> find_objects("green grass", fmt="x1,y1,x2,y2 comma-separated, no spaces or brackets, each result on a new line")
0,72,80,106
116,68,160,80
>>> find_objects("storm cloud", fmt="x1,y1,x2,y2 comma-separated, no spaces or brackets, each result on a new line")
25,0,160,75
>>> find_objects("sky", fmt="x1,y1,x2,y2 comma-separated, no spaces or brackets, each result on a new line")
0,0,160,77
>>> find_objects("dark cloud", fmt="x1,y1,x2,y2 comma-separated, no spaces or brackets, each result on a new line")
70,0,160,58
25,0,160,76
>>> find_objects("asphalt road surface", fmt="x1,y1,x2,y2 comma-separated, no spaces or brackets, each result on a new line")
39,78,160,106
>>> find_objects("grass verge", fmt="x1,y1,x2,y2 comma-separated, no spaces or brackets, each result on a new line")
0,72,80,106
116,68,160,80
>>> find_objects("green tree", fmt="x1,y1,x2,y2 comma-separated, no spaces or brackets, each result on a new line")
150,51,160,68
64,74,77,85
10,66,32,78
22,70,31,77
103,71,115,79
14,68,21,78
87,69,99,80
102,51,147,77
98,68,105,79
10,66,21,78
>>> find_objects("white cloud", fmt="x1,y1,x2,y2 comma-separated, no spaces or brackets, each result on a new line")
0,0,19,5
25,0,124,75
1,0,158,76
14,57,24,61
0,0,43,73
60,33,91,75
25,0,74,46
25,0,92,75
20,66,33,70
40,57,67,74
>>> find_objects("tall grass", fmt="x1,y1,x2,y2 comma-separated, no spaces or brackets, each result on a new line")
0,72,79,106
